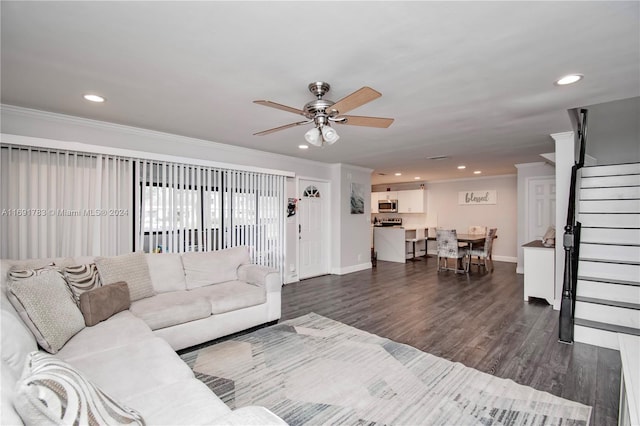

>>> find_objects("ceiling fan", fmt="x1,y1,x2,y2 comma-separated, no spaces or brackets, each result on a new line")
253,82,394,146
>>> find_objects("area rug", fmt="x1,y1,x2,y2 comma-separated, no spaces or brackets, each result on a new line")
180,313,591,425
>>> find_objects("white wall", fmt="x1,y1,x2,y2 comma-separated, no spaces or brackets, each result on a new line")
425,175,518,262
515,162,556,273
334,164,374,274
585,96,640,164
1,105,372,279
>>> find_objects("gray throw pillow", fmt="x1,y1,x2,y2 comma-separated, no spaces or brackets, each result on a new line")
79,281,131,326
6,271,85,354
14,351,144,425
94,252,155,302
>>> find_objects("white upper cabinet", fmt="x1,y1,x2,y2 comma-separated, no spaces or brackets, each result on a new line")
378,191,398,201
371,192,380,213
397,190,424,213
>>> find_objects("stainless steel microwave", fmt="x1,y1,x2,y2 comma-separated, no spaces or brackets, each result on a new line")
378,199,398,213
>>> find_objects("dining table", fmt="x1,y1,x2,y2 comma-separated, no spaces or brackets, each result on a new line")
426,233,490,249
456,233,490,251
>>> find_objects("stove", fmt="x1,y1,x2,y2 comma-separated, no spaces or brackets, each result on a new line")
378,218,402,227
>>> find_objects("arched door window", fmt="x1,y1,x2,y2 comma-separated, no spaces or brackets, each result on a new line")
303,185,321,198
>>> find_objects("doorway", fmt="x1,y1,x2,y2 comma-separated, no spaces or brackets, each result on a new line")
298,178,330,279
527,177,556,242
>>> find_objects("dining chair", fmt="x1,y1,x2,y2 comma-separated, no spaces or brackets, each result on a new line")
406,228,426,261
469,228,497,272
436,229,469,273
468,225,487,235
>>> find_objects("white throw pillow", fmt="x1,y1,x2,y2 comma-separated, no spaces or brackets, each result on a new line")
145,253,187,293
182,246,250,289
6,271,85,354
95,252,155,302
14,351,144,425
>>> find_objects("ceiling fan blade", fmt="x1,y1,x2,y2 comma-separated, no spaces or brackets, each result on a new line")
253,100,305,116
253,120,310,136
327,87,382,115
336,115,394,128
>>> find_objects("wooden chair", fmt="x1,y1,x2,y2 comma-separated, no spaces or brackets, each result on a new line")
469,228,497,272
468,225,487,235
406,228,426,261
436,229,469,273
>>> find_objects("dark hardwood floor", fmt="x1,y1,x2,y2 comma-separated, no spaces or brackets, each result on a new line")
281,259,621,425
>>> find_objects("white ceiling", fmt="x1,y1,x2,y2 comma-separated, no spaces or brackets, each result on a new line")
1,1,639,184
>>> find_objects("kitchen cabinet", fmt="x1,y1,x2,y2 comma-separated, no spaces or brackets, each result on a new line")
397,190,424,213
377,191,398,201
371,192,380,214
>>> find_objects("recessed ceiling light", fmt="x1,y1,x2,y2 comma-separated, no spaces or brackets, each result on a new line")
394,172,402,176
555,74,583,86
457,165,466,170
298,144,309,150
414,177,420,180
473,170,482,174
83,94,105,103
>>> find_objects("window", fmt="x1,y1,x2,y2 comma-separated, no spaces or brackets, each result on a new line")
136,161,284,273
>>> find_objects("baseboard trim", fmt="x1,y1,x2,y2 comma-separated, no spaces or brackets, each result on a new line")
491,255,518,263
332,262,372,275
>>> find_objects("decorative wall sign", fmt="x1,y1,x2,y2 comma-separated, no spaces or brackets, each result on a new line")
458,190,497,205
350,183,365,214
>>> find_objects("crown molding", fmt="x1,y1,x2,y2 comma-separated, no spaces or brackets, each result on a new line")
426,173,516,184
0,104,335,171
514,162,552,169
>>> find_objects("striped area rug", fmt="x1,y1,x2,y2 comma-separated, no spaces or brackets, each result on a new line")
180,313,591,425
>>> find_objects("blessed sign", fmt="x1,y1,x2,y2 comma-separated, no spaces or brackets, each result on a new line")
458,190,497,205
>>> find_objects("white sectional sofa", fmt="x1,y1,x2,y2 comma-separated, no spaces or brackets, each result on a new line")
0,246,287,425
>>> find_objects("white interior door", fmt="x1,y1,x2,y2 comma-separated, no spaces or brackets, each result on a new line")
298,179,329,279
527,177,556,242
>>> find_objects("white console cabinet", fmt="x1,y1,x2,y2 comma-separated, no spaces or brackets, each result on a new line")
618,334,639,426
523,240,555,306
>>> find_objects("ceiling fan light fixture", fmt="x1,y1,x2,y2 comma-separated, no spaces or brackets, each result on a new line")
304,127,322,146
321,125,339,144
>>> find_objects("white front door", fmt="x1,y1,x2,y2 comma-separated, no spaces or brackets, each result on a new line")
298,179,329,279
527,177,556,242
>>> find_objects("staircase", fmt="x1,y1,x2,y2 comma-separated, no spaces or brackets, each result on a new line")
573,162,640,350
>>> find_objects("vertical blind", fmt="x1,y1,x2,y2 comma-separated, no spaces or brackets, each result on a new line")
134,159,285,273
0,145,133,259
0,145,287,278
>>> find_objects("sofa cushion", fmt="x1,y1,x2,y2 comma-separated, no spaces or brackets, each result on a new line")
1,303,37,380
189,281,266,314
62,338,194,400
130,291,211,330
146,253,187,293
63,263,102,304
1,362,23,426
122,379,231,425
6,271,85,354
79,281,131,326
14,351,144,425
95,252,155,301
182,246,250,289
56,310,154,360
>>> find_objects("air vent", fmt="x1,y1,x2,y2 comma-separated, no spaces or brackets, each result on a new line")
378,173,387,176
428,155,449,160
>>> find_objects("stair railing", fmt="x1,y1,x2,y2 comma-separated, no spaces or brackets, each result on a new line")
559,108,588,344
